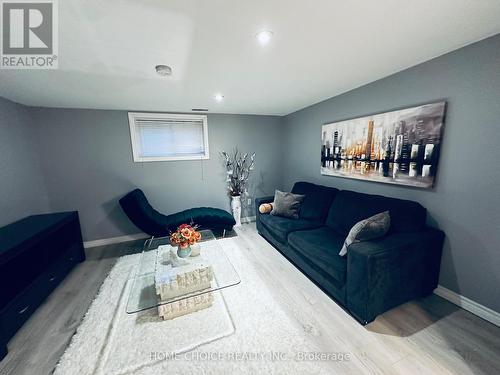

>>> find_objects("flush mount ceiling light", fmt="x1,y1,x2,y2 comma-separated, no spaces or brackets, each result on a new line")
214,93,224,102
255,30,273,45
155,65,172,76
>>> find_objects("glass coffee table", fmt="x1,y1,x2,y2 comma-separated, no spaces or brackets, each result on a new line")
126,230,240,319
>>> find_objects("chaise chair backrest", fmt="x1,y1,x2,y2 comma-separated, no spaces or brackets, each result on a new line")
119,189,169,237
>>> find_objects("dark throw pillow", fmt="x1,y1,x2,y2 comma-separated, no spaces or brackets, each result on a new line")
339,211,390,256
270,190,305,219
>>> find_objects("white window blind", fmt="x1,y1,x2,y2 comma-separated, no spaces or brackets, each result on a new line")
128,113,209,162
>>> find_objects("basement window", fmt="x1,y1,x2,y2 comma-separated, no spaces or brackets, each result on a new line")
128,112,209,162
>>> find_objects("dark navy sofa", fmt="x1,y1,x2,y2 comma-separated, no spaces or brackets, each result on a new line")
256,181,444,324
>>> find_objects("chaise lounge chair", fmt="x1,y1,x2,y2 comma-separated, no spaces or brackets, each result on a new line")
119,189,235,238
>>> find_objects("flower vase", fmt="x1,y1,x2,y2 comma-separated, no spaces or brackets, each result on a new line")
231,195,242,227
177,245,192,258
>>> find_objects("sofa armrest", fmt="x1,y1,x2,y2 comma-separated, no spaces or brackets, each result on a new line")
255,196,274,233
346,227,444,324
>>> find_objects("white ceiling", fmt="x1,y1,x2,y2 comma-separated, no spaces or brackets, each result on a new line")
1,0,499,116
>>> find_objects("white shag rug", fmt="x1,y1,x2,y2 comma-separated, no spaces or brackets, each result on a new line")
55,237,335,374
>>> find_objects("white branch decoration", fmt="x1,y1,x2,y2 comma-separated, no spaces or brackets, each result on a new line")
221,148,256,196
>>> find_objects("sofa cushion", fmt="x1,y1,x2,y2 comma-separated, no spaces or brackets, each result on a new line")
339,211,390,256
259,214,322,243
288,227,347,284
270,190,305,219
326,190,426,236
291,182,339,221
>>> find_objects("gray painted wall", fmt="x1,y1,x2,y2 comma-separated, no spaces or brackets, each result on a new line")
29,108,284,241
0,97,50,226
1,35,498,314
282,34,500,313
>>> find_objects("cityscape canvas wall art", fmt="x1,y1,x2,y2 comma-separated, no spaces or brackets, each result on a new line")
321,102,446,188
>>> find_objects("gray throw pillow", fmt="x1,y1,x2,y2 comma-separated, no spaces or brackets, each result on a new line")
339,211,390,256
270,190,305,219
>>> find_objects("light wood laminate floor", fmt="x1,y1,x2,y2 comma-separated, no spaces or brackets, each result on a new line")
1,224,499,374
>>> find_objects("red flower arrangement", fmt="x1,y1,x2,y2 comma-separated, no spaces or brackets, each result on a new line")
170,223,202,249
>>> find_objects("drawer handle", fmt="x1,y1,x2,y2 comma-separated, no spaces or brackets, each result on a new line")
49,276,56,282
18,306,29,314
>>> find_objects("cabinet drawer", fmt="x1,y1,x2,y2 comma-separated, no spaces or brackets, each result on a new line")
0,243,81,341
43,222,82,264
44,242,80,291
0,273,47,340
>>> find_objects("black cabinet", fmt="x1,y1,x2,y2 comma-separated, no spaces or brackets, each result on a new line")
0,212,85,360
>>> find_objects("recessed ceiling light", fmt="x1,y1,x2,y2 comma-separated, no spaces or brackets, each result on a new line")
255,30,273,45
214,93,224,102
155,65,172,76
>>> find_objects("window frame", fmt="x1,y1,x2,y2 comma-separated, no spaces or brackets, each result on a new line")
128,112,210,162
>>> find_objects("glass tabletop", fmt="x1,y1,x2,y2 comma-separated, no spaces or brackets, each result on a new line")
126,230,240,314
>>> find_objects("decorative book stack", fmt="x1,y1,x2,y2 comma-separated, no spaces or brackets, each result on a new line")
154,245,214,320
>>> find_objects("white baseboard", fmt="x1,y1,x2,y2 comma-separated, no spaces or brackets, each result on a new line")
434,285,500,327
84,233,149,248
241,216,256,224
